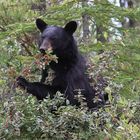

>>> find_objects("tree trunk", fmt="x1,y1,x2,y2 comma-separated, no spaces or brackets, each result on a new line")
96,26,106,43
130,0,140,27
128,0,135,27
82,0,90,43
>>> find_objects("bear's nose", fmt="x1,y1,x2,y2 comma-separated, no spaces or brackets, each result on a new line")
40,49,46,54
40,39,52,51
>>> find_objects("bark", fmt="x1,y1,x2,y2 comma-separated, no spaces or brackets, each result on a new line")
128,0,135,27
31,0,46,14
119,0,128,27
127,0,140,28
82,0,90,43
96,26,106,43
120,0,139,28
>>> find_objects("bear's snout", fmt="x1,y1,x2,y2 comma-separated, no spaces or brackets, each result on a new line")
40,39,52,51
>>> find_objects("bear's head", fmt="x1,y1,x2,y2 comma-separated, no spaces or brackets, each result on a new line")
36,19,77,57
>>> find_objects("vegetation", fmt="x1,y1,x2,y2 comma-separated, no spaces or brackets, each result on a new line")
0,0,140,139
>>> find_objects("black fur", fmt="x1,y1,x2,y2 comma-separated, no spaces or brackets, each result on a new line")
17,19,97,108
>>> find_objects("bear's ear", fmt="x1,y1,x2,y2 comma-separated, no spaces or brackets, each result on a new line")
36,18,47,32
64,21,77,34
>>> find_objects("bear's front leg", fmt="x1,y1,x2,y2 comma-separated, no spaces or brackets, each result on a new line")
16,76,54,100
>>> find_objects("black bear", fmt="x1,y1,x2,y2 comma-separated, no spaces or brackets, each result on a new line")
17,19,103,109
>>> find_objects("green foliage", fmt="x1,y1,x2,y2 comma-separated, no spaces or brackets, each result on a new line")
0,0,140,139
0,91,140,140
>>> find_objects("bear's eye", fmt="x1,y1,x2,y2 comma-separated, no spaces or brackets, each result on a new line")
41,36,46,39
50,37,57,41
